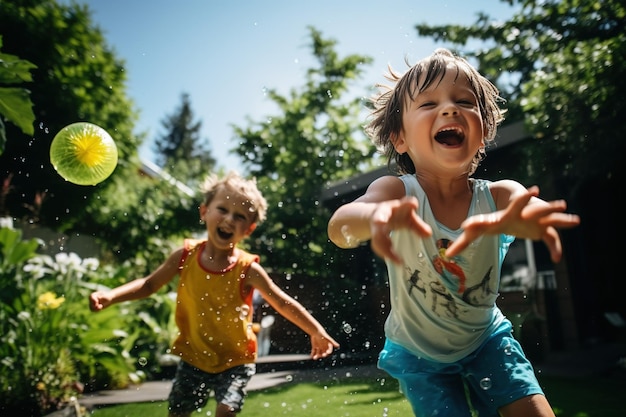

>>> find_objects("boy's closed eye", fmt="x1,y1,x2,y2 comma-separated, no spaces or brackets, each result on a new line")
457,99,476,106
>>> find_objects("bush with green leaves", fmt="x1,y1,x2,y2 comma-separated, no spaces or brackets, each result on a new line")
0,228,86,414
0,226,176,416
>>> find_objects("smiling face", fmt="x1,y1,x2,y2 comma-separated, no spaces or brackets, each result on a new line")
392,63,485,177
199,186,257,250
367,49,504,176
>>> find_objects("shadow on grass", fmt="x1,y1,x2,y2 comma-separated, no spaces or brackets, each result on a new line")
540,372,626,417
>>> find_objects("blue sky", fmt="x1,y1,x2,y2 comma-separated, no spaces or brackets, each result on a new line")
79,0,517,171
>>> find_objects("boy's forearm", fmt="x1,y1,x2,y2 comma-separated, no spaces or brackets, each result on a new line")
328,202,376,248
271,296,326,336
107,278,155,304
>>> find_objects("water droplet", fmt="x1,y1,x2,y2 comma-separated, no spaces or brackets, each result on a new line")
503,344,512,355
340,225,361,246
238,304,250,320
137,357,148,366
479,377,492,390
285,374,293,382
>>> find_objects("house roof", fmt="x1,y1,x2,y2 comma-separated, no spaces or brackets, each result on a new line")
139,159,195,197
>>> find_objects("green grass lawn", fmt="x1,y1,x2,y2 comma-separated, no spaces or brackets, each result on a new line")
88,373,625,417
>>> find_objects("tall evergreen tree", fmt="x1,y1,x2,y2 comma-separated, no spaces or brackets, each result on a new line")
153,93,216,182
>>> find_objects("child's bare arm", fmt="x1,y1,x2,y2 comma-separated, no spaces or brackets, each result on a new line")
328,176,431,264
89,248,183,311
247,265,339,359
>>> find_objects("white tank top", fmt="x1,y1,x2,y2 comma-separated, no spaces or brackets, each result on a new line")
384,175,513,362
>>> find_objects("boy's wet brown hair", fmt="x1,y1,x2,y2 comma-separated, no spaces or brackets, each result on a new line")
366,48,506,175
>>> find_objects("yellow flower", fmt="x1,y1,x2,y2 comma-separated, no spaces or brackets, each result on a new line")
37,292,65,310
36,382,46,391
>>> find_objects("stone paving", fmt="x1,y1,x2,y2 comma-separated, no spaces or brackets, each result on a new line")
79,354,386,408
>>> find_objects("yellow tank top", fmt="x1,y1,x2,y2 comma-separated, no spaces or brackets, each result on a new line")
171,239,259,373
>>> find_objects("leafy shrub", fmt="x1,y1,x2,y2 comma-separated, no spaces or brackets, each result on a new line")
0,227,175,415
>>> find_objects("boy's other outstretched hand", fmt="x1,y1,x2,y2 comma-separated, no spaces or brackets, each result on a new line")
445,186,580,263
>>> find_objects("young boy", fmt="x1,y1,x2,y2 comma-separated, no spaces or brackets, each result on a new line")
327,49,580,417
90,171,339,417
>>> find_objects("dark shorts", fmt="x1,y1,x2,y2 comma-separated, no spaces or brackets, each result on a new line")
378,331,544,417
168,360,256,414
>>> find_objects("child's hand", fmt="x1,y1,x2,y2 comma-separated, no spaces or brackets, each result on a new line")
89,291,112,312
309,331,340,360
446,186,580,262
370,196,432,264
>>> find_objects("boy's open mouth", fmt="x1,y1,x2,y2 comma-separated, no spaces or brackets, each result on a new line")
217,228,233,240
435,127,464,146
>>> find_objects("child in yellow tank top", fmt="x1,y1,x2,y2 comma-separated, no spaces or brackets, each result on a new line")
90,171,339,417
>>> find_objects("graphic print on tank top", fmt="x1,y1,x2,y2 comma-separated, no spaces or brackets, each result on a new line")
397,229,499,321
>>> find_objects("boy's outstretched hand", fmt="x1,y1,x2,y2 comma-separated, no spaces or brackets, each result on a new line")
309,331,340,360
89,291,111,312
370,196,432,264
445,186,580,263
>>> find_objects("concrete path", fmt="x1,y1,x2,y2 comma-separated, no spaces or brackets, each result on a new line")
79,355,386,408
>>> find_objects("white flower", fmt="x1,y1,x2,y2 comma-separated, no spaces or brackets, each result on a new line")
82,257,100,271
54,252,84,275
23,262,46,279
17,311,31,321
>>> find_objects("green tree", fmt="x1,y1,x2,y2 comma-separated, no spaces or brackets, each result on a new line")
84,167,200,268
232,26,376,277
413,0,626,341
153,92,216,184
0,36,36,154
0,0,140,229
0,1,206,273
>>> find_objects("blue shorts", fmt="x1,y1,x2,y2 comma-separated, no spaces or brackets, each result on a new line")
378,332,544,417
168,360,256,414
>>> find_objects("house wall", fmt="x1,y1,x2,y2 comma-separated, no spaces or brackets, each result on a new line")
14,219,101,258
